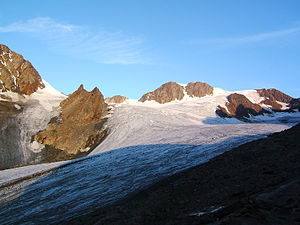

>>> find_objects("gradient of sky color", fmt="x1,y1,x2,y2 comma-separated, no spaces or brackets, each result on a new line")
1,0,300,99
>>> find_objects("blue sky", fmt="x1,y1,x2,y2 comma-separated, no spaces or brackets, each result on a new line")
1,0,300,98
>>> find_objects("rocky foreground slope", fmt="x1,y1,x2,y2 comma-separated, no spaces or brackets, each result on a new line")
69,123,300,225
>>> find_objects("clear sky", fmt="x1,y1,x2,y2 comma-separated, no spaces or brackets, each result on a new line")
1,0,300,99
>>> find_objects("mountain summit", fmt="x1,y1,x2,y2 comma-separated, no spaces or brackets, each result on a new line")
0,44,44,95
139,81,214,104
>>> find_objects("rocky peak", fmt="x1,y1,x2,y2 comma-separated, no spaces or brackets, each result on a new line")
60,85,107,122
186,82,214,97
139,81,213,104
105,95,128,104
0,44,45,95
256,88,293,110
35,85,108,156
139,82,185,104
217,93,266,119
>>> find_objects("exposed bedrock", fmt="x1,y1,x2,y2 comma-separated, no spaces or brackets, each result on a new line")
105,95,128,104
35,85,109,162
216,93,268,119
0,44,44,95
139,81,213,104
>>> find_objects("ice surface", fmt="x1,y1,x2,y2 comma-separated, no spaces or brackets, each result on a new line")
0,123,291,224
92,94,299,154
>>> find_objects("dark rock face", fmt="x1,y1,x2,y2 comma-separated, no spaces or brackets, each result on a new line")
139,82,185,104
289,98,300,111
105,95,128,104
256,88,292,110
139,81,213,104
35,85,108,159
186,82,213,98
0,44,45,95
217,93,266,119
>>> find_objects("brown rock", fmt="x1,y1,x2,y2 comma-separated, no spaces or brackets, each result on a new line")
217,93,266,119
256,89,293,110
0,44,45,95
35,85,108,156
105,95,128,104
139,82,184,104
186,82,213,97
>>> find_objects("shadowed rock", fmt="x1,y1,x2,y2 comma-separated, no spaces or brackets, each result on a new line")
217,93,266,119
289,98,300,111
0,44,45,95
35,85,108,159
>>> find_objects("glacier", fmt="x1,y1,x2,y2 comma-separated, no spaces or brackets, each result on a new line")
0,86,299,224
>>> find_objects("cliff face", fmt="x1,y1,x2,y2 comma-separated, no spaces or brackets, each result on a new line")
217,93,266,119
0,44,44,95
105,95,128,104
35,85,108,160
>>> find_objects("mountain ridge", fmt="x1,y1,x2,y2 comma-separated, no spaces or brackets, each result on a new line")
0,43,299,170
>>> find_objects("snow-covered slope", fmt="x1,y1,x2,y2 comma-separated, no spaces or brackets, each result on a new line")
91,88,300,154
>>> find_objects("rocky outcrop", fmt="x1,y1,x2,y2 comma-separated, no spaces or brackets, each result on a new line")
217,93,266,119
256,88,292,110
35,85,108,160
139,81,213,104
186,82,213,97
105,95,128,104
0,44,45,95
139,82,185,104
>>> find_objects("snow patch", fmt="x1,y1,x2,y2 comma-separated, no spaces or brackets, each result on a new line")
14,104,21,110
30,141,44,153
236,89,265,104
